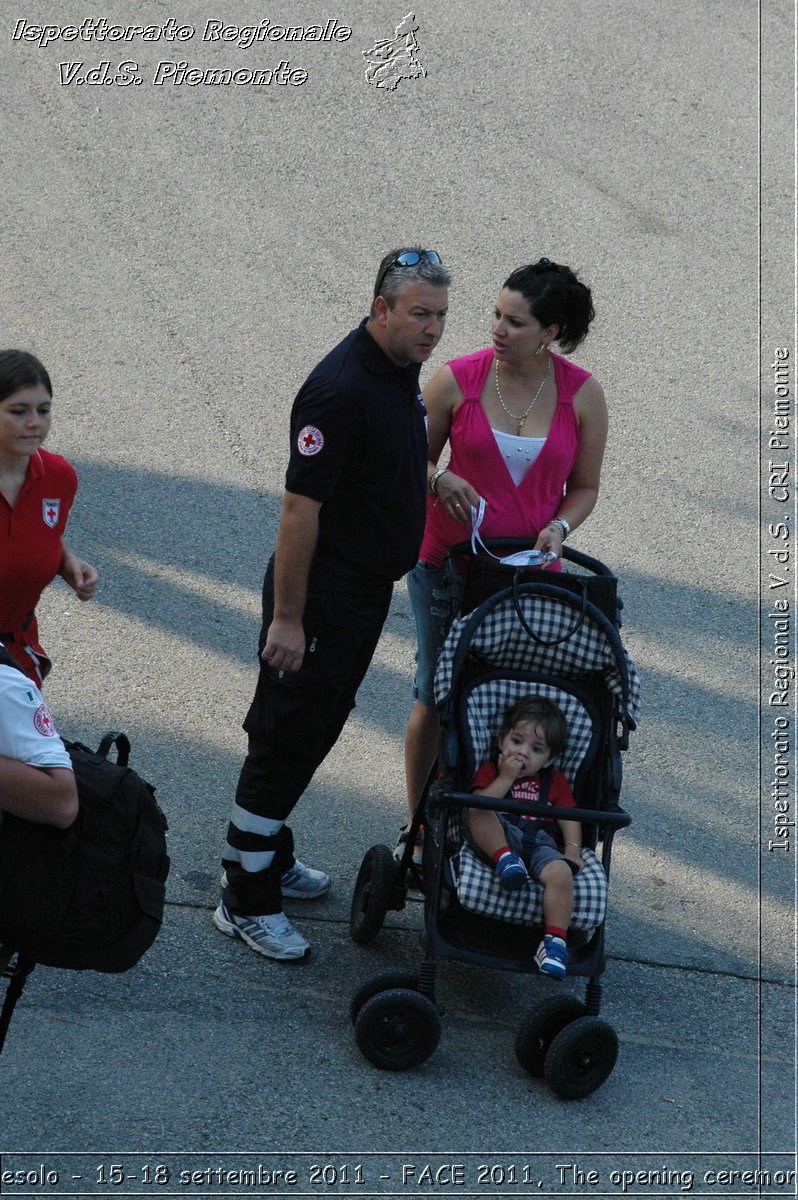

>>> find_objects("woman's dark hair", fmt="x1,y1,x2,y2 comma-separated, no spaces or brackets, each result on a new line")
503,258,595,354
0,350,53,403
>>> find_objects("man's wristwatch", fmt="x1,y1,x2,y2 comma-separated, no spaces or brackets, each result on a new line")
548,517,570,541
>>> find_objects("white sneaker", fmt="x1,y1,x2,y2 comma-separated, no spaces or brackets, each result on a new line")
280,859,331,899
213,901,310,960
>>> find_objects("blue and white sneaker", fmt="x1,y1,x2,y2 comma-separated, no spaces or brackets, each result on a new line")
495,851,529,891
213,901,310,960
534,935,568,979
280,859,331,899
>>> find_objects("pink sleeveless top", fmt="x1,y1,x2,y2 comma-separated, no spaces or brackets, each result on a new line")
419,348,590,566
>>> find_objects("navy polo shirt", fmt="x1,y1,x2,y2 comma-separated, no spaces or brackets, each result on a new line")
284,319,428,583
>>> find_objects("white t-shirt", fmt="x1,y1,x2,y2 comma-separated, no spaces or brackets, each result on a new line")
0,660,72,770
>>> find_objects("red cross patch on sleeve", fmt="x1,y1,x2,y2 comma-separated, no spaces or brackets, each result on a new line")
297,425,324,456
33,703,57,737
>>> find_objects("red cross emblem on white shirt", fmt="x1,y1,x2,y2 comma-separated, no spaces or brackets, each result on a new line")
34,703,57,737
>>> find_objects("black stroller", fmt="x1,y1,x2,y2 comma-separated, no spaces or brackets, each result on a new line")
348,546,641,1099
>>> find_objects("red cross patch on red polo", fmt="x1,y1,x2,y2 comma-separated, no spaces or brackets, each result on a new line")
42,498,60,528
297,425,324,456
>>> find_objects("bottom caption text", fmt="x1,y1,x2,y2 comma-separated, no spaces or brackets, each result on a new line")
0,1154,795,1197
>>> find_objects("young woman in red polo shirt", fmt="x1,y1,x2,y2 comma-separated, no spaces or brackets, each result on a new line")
0,349,98,686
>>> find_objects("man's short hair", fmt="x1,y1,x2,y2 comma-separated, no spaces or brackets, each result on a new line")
372,247,451,312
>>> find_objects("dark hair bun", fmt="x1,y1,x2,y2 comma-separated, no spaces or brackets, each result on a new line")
503,260,595,353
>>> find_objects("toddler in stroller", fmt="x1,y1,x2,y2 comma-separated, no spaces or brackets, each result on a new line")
468,694,583,979
349,552,640,1098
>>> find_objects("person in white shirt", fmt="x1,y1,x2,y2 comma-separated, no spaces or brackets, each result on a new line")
0,645,77,828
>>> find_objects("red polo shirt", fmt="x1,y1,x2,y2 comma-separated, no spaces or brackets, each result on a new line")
0,448,77,683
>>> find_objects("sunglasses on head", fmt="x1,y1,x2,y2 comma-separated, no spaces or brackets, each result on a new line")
374,249,442,297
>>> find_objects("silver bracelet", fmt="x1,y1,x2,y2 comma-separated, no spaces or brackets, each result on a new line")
429,466,449,496
548,517,570,541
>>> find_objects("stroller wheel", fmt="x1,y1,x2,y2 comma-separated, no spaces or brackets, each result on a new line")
349,845,398,944
354,988,441,1071
544,1016,619,1099
350,969,420,1024
515,995,586,1077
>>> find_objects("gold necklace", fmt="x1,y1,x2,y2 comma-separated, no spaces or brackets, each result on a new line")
494,354,550,434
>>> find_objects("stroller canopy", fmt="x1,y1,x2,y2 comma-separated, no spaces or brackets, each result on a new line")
434,582,642,734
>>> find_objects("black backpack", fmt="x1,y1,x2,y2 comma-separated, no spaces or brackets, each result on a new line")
0,730,169,972
0,651,169,1049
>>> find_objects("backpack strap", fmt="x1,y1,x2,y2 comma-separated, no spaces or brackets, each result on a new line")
96,732,131,767
0,948,36,1056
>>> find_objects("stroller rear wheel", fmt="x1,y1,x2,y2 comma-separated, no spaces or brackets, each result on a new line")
354,987,441,1071
349,969,421,1023
544,1015,619,1099
515,995,586,1077
349,845,398,944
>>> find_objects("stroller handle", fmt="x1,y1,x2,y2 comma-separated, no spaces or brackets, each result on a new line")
448,538,616,578
429,784,632,830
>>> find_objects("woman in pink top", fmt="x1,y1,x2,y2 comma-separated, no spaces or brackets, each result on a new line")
399,258,608,856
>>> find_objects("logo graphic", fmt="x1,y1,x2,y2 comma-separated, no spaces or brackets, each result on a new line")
298,425,325,456
363,12,426,91
42,498,60,528
514,778,542,808
33,703,56,737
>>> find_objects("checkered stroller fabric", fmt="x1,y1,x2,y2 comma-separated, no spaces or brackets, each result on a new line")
452,844,607,930
433,586,640,931
434,583,641,726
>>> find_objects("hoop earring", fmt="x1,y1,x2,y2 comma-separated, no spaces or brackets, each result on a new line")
535,342,547,357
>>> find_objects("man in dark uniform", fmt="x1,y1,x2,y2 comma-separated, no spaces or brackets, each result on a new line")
216,249,451,960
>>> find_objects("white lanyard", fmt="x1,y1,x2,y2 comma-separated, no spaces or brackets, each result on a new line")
469,498,557,567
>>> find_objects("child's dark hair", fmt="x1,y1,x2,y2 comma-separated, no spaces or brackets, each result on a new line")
499,695,568,759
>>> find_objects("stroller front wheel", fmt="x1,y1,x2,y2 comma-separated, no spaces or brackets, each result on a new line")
354,987,441,1071
544,1015,619,1099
